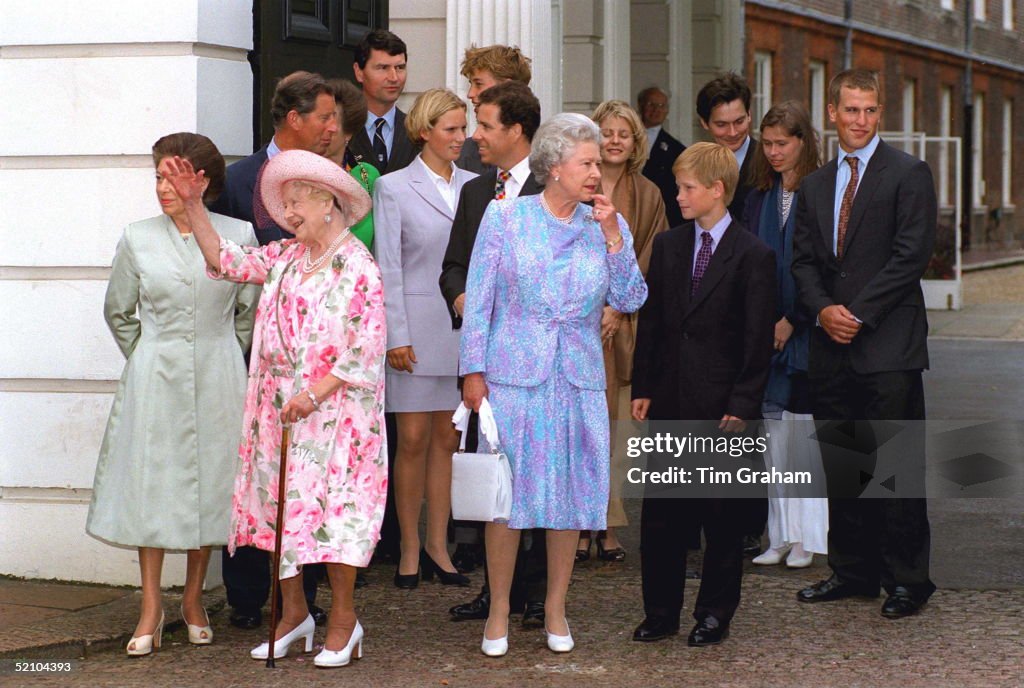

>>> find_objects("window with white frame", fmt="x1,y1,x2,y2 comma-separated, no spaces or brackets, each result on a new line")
1003,99,1013,207
1004,0,1014,29
939,86,953,206
974,0,987,21
902,80,916,153
941,0,954,10
752,51,773,127
973,92,985,207
809,60,826,134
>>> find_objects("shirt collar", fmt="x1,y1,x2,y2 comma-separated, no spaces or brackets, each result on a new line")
416,155,456,186
267,136,283,159
839,133,881,167
365,105,398,137
696,210,732,244
504,156,532,187
733,136,752,169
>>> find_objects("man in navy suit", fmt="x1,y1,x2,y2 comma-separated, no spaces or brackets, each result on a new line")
631,142,776,646
209,71,337,244
347,29,416,176
638,86,686,228
207,70,337,629
791,68,937,619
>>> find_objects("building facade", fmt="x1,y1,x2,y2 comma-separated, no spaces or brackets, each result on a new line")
745,0,1024,265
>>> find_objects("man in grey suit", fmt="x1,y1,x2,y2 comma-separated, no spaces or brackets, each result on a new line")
791,68,937,618
348,29,416,175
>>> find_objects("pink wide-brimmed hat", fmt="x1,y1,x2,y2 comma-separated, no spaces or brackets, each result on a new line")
259,149,372,230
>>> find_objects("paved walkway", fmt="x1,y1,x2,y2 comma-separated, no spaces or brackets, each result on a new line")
2,267,1022,687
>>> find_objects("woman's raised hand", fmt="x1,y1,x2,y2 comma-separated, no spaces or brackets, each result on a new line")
590,193,620,234
163,156,207,206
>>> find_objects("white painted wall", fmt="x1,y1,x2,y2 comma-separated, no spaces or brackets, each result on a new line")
0,0,252,586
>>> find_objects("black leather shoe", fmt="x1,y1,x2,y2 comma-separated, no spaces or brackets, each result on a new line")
687,616,729,647
685,568,701,580
451,543,483,574
521,602,545,628
355,571,368,589
742,535,762,557
421,550,471,586
309,604,327,626
797,575,879,603
881,587,926,619
632,616,680,642
228,609,262,629
394,568,420,589
449,591,490,621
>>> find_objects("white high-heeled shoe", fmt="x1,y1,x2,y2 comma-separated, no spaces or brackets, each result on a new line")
314,620,364,668
752,544,792,565
546,620,574,653
786,544,814,568
181,604,213,645
480,617,509,657
126,611,165,657
249,614,315,660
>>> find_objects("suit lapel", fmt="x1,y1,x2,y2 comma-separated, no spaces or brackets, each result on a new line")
408,158,456,219
684,222,738,317
348,128,378,172
521,173,544,197
387,110,413,173
841,141,889,255
673,224,696,313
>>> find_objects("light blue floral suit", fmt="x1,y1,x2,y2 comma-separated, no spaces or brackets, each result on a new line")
460,195,648,529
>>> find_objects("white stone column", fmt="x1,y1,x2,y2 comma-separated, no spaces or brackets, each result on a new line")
0,0,252,585
445,0,559,123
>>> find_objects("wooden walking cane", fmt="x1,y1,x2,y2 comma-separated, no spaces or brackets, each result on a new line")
266,423,290,668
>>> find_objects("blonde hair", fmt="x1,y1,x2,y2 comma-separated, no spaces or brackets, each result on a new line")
591,100,649,175
460,45,532,84
672,142,739,206
405,89,467,146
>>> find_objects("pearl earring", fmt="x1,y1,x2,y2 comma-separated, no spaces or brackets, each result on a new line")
324,214,332,224
554,175,560,182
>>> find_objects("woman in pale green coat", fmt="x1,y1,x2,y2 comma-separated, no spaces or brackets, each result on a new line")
87,133,259,656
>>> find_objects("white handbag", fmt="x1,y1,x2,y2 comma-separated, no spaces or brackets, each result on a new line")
450,398,513,522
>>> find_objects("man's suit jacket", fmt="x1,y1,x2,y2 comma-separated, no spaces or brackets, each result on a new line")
641,129,686,228
791,139,936,378
632,220,776,422
728,146,755,224
372,159,477,374
348,109,417,175
208,146,285,246
438,168,543,328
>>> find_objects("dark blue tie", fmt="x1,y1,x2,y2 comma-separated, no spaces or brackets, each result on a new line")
373,117,388,169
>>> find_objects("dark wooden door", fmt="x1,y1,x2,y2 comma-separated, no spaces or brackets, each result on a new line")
251,0,389,149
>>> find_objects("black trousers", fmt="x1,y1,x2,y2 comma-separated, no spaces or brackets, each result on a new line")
222,547,320,614
812,364,935,599
640,497,744,625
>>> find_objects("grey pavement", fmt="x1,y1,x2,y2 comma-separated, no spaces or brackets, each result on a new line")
3,279,1024,687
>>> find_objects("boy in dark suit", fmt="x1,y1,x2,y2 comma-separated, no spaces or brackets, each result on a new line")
631,142,776,646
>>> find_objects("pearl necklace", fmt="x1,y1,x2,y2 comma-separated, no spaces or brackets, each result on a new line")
302,231,347,274
539,193,576,224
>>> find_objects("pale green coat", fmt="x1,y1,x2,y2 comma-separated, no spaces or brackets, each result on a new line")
87,213,260,549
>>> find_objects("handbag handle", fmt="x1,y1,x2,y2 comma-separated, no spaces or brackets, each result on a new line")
452,399,500,453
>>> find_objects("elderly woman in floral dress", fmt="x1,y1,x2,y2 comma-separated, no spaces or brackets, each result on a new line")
164,149,386,670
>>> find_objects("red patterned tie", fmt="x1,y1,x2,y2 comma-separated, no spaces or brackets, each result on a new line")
836,156,859,260
691,230,713,297
494,169,511,200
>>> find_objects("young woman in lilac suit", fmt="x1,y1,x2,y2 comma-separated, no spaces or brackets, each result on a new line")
460,113,648,656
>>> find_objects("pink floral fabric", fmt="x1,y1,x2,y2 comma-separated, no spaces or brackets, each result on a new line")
211,237,387,577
